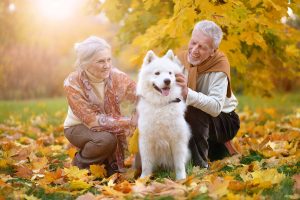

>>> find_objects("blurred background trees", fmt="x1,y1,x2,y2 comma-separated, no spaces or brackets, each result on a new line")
99,0,300,96
0,0,119,99
0,0,299,99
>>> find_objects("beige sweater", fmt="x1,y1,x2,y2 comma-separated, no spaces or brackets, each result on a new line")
64,71,105,128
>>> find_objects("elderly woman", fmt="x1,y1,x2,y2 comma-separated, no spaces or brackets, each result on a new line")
63,36,137,174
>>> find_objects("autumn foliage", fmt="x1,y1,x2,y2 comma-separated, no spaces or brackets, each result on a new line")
0,107,299,199
100,0,300,95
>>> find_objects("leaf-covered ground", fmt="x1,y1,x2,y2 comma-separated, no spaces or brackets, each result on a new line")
0,107,299,200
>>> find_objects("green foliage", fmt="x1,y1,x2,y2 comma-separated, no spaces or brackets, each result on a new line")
240,150,264,164
262,178,294,200
99,0,300,95
26,186,75,200
277,161,300,176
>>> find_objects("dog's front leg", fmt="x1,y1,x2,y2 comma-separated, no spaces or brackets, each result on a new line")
172,143,188,180
139,144,154,178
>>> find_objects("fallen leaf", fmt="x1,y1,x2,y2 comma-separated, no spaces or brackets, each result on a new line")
208,177,230,199
69,180,91,190
90,164,107,178
67,147,77,159
64,166,89,180
15,165,33,179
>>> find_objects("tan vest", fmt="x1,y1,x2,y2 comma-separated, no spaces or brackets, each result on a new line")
177,50,232,98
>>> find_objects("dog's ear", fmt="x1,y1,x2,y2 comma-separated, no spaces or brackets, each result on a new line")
165,49,175,61
143,50,157,65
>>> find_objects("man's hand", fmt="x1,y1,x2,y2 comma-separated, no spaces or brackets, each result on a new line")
175,73,188,100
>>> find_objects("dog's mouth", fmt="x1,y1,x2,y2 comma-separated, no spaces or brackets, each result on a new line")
153,83,170,96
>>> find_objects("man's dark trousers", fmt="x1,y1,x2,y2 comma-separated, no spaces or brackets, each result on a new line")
185,106,240,167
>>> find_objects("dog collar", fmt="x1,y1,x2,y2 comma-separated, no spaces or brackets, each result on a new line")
138,95,181,105
169,98,181,104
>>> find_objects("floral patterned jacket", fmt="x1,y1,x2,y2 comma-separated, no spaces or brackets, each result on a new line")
64,67,137,169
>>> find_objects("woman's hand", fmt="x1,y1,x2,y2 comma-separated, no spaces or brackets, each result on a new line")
125,112,138,137
175,73,188,100
130,112,139,127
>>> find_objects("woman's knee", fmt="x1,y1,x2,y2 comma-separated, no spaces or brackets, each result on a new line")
92,132,117,152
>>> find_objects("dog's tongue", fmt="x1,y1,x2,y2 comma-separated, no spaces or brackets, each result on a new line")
161,88,170,96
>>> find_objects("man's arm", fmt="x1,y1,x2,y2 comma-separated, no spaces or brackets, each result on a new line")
176,72,228,117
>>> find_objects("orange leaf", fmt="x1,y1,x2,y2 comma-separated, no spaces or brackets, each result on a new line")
113,180,132,194
44,168,63,184
67,147,77,159
15,165,33,179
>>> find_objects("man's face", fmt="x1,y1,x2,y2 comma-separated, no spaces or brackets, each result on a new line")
188,30,215,65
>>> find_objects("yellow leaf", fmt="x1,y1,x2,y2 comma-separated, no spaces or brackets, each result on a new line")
90,164,107,178
250,0,262,8
0,159,10,168
208,177,230,199
32,157,48,170
241,168,285,188
128,128,139,154
64,166,89,180
240,32,267,50
69,180,91,190
286,45,300,57
24,194,40,200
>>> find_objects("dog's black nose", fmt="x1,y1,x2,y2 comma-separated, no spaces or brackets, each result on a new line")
164,79,171,85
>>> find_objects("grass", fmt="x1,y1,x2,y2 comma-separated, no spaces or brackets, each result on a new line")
0,97,67,123
0,92,299,123
236,92,300,114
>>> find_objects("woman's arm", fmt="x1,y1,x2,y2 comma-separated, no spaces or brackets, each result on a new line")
64,85,131,133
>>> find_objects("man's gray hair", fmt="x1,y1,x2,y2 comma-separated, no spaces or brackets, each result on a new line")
74,36,111,70
193,20,223,49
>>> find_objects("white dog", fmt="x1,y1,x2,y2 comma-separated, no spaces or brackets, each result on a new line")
136,50,191,180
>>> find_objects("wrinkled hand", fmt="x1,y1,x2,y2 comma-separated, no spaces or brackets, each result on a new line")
125,112,138,137
175,73,188,100
130,112,138,127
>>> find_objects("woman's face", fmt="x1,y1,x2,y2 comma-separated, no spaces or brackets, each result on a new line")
86,49,112,79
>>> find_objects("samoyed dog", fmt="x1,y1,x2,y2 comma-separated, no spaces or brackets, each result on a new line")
136,50,191,180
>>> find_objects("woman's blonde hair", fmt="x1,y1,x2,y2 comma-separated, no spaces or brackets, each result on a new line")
74,36,111,70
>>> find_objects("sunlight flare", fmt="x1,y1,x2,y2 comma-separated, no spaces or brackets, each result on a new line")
34,0,79,21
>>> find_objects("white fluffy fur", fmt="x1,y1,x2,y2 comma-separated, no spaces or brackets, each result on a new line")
137,50,191,180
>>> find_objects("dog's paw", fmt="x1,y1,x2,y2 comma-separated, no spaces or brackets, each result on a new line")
175,171,187,180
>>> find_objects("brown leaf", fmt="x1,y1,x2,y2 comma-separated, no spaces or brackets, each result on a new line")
15,165,33,179
292,174,300,194
76,192,96,200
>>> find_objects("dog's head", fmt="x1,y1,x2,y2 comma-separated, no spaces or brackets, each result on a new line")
137,50,183,98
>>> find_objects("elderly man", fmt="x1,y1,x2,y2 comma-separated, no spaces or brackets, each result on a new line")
176,20,240,168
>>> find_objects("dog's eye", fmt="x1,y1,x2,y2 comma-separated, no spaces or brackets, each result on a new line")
169,72,172,75
155,72,160,75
